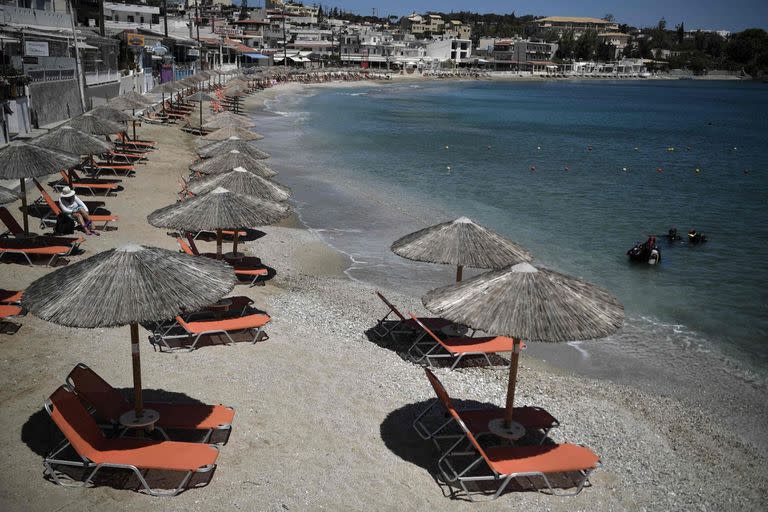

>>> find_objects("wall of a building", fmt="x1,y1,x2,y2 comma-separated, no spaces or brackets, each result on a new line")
0,4,72,29
28,79,83,127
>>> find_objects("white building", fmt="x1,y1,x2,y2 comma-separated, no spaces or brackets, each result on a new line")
426,38,472,65
104,2,159,25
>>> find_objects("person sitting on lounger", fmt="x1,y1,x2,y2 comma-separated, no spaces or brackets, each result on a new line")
58,187,99,236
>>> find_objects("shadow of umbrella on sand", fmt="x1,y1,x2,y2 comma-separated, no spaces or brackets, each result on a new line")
392,217,533,282
422,262,624,437
187,91,216,135
148,187,290,257
21,244,235,419
0,141,79,234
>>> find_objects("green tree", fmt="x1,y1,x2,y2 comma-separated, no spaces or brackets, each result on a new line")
556,29,576,60
603,14,615,22
239,0,249,21
676,22,685,45
575,29,598,60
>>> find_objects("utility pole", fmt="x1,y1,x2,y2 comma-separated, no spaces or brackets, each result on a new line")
194,0,202,69
163,0,169,37
66,0,87,114
281,8,287,71
99,0,105,36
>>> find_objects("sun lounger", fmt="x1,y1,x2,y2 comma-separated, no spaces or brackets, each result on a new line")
0,289,23,304
117,132,157,148
176,237,267,287
152,311,271,352
374,291,455,341
80,161,135,178
0,239,71,265
33,180,118,230
54,171,121,196
106,150,147,164
408,314,518,370
0,304,23,318
0,206,84,250
66,363,235,444
414,369,558,446
437,403,600,500
44,385,219,496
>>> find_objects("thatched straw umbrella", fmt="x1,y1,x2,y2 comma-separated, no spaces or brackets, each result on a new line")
187,91,216,132
33,126,112,175
66,113,124,137
201,126,264,142
149,81,181,113
148,187,290,256
189,150,276,178
107,94,153,140
423,262,624,436
196,138,270,160
21,244,235,418
0,141,79,233
187,167,292,202
0,185,20,205
111,90,153,108
89,105,134,123
391,217,533,281
203,111,255,130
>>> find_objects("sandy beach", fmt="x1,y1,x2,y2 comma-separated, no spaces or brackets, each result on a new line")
0,78,766,511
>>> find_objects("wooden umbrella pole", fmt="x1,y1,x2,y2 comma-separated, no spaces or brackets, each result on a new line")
503,338,522,427
199,99,204,133
232,230,240,255
19,178,28,234
132,120,137,141
162,92,166,114
216,228,223,259
456,264,463,282
130,322,143,417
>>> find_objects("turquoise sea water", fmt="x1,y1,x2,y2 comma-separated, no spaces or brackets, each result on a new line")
255,80,768,383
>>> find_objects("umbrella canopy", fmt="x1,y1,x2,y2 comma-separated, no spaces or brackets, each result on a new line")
423,261,623,430
148,187,290,256
66,113,124,136
33,126,112,156
391,217,533,281
203,111,255,130
187,167,292,202
0,141,80,233
89,105,134,123
189,150,276,178
108,96,148,111
115,90,153,106
188,91,215,102
0,185,20,205
196,138,270,160
149,81,181,94
22,244,235,416
201,126,264,141
0,141,80,179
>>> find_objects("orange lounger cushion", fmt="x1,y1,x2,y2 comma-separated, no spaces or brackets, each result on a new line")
441,336,516,354
147,403,235,430
485,444,600,476
94,438,219,471
0,304,23,317
0,244,70,255
178,313,271,334
235,268,268,277
461,407,558,433
0,289,23,303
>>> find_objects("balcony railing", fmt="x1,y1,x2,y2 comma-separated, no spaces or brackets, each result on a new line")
26,69,75,82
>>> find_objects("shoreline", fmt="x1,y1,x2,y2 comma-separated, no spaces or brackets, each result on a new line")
242,78,768,454
0,79,765,511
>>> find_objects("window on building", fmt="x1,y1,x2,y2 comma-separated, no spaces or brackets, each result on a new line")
140,17,145,24
127,15,135,23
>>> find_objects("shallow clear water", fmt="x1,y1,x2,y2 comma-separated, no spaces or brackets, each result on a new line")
254,80,768,383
